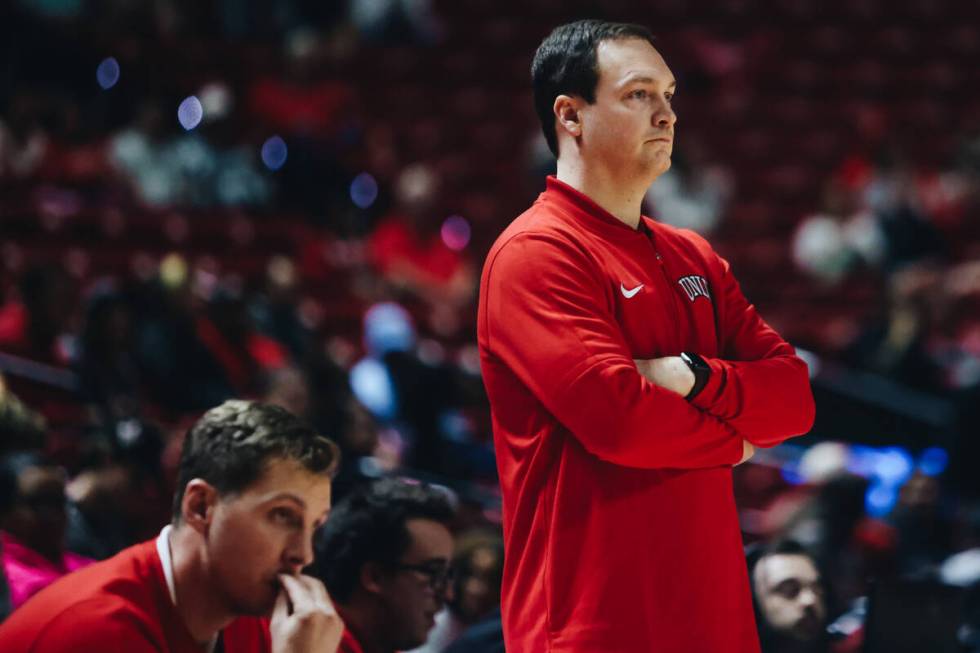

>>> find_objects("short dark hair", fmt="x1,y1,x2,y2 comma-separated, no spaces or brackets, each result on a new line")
313,477,456,602
172,400,339,521
532,19,656,156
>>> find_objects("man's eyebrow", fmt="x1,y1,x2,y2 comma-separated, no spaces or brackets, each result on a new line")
263,492,307,509
619,75,677,89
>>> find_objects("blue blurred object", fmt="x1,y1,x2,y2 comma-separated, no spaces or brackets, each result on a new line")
351,172,379,209
874,446,914,485
177,96,203,131
918,447,949,477
260,136,287,171
349,357,398,421
865,480,899,517
363,302,415,357
96,57,120,90
780,460,806,486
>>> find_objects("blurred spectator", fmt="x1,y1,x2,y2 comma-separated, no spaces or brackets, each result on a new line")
781,474,875,604
0,265,75,366
747,539,841,653
0,452,93,611
313,477,456,653
110,98,270,208
75,283,142,423
0,265,79,421
350,302,481,476
842,262,946,391
368,163,476,333
197,290,289,397
64,461,137,560
410,529,504,653
643,145,733,235
250,256,315,362
890,472,951,575
130,258,234,411
792,179,884,285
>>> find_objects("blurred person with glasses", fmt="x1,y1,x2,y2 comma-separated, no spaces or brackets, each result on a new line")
313,478,456,653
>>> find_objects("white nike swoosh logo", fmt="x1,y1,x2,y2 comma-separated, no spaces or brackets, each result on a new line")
620,283,644,298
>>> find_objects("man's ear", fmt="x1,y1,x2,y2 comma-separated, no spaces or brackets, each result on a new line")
553,94,583,138
360,561,386,596
180,479,219,534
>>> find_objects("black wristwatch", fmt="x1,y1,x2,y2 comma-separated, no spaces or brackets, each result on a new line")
680,352,711,400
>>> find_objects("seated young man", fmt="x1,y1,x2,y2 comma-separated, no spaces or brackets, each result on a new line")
313,478,456,653
0,400,345,653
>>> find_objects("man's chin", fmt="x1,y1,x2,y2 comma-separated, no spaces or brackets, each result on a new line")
234,584,280,616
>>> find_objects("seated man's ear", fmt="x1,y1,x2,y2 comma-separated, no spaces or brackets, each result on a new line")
180,479,219,533
360,561,386,596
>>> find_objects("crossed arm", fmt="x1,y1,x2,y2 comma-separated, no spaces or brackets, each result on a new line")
480,233,814,470
633,356,756,465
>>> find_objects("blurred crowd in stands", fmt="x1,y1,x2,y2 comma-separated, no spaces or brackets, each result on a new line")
2,0,980,650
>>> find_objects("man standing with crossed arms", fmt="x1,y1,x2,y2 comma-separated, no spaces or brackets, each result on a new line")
477,20,815,653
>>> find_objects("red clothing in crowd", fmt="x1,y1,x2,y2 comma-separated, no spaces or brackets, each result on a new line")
477,177,815,652
369,217,465,286
1,530,93,611
0,538,270,653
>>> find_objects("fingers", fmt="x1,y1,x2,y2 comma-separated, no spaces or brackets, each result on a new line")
278,574,335,615
271,586,290,624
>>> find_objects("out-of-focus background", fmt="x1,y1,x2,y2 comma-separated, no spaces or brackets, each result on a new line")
1,0,979,649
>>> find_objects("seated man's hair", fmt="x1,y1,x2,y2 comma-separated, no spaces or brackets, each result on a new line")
313,477,456,602
171,400,339,521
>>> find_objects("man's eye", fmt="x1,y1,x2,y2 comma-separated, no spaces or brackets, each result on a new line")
272,508,297,525
630,89,648,100
665,92,674,102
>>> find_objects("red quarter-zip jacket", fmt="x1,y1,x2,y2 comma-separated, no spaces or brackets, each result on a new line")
477,177,815,652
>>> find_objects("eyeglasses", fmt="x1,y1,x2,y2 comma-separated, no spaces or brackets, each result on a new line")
394,561,455,594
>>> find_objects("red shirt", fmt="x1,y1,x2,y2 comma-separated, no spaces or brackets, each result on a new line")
477,177,815,652
0,539,270,653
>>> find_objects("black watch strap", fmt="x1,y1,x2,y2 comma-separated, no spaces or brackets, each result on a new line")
680,352,711,400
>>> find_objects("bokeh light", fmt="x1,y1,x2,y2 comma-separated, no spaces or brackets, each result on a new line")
865,480,898,518
350,172,378,209
261,136,288,171
96,57,120,90
918,447,949,477
177,96,203,131
441,215,471,251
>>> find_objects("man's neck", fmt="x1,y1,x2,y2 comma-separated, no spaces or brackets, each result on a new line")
168,526,236,646
339,601,393,653
555,157,654,230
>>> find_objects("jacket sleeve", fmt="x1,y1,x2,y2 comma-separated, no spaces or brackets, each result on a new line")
480,232,744,469
688,248,815,447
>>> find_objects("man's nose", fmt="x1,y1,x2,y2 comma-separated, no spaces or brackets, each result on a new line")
285,530,316,572
653,99,676,129
440,578,455,604
798,587,819,608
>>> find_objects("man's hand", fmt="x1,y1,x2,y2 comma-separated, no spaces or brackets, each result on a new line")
737,440,755,466
271,574,344,653
634,356,695,397
636,357,755,466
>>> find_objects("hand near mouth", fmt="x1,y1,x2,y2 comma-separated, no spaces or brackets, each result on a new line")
271,574,344,653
